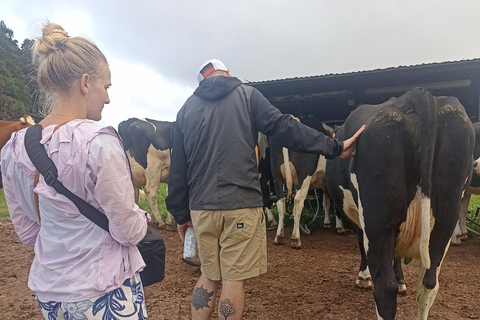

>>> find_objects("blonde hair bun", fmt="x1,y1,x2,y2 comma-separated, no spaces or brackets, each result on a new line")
34,23,69,57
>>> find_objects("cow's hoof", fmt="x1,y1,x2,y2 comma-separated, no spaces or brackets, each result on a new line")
269,220,278,228
398,281,407,296
323,223,332,229
336,227,347,235
273,236,284,245
290,239,302,249
355,277,373,291
450,237,461,246
460,233,469,242
157,223,172,231
164,224,176,232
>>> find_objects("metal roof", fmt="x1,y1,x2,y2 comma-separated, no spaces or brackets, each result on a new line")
247,58,480,124
247,58,480,85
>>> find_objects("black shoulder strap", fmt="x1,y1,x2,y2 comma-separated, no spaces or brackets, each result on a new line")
25,124,110,232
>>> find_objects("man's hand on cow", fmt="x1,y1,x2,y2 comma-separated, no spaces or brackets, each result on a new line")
177,220,193,243
339,125,366,159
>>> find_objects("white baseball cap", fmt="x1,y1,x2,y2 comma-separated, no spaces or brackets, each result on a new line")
197,59,228,83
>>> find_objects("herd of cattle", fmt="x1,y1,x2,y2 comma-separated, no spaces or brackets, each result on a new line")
0,87,478,319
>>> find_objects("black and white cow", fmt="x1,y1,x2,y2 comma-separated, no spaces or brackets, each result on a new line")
451,121,480,244
269,117,343,248
118,118,175,229
257,132,277,227
323,88,474,320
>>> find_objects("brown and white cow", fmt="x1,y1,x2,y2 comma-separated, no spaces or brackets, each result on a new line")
0,115,35,148
118,118,175,229
0,115,35,188
323,88,474,319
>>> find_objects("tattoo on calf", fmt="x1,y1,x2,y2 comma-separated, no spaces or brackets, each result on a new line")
219,298,237,319
191,285,215,311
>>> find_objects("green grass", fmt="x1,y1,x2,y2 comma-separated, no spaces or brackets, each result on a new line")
268,195,328,230
0,183,171,220
137,183,169,220
0,189,9,217
467,194,480,237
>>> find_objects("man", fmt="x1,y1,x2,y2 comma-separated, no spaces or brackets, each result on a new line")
166,59,365,320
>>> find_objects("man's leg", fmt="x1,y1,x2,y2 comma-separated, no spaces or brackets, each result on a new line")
191,274,220,320
218,279,245,320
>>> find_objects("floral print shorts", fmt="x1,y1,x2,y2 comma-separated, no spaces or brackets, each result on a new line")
37,273,148,319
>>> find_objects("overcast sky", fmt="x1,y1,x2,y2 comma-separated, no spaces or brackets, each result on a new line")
2,0,480,128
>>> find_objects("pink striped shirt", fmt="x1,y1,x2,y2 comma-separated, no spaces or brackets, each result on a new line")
1,119,150,302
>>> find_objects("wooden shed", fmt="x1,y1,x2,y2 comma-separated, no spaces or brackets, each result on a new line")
248,59,480,125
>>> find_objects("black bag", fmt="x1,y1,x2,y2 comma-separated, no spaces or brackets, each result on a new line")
137,226,166,286
24,124,165,287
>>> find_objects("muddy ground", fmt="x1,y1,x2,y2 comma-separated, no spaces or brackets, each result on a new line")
1,217,479,319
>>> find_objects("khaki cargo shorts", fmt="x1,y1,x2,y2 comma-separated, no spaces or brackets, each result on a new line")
190,207,267,281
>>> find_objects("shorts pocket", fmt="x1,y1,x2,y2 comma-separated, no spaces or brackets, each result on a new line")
222,209,256,243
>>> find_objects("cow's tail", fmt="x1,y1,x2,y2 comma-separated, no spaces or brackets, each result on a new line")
282,147,293,198
412,88,437,270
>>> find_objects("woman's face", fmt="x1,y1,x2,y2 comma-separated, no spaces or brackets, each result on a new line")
86,66,111,121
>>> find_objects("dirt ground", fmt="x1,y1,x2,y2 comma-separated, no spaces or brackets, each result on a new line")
1,217,479,320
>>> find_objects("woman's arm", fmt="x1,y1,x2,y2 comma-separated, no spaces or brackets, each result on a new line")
87,133,149,246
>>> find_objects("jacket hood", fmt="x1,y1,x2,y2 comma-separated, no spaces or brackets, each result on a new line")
194,76,243,100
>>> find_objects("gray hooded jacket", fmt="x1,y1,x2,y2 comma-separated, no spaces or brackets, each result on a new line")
166,76,343,224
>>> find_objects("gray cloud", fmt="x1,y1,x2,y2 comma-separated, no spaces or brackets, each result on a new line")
6,0,480,83
2,0,480,126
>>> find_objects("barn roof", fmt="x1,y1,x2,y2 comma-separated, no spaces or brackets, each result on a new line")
247,59,480,124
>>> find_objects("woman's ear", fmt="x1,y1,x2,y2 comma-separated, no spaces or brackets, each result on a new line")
80,73,90,96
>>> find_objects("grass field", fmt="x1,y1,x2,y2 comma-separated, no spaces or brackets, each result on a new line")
1,186,479,237
0,189,8,217
137,183,169,220
0,185,170,219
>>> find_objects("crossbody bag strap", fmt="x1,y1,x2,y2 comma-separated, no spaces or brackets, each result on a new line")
27,122,109,232
33,122,67,222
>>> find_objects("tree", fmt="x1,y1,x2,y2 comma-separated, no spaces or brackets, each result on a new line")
0,20,32,120
21,38,42,122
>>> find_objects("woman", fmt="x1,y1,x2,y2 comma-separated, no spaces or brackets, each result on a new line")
0,22,150,319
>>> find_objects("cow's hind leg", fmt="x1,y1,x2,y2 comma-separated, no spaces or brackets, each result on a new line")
451,194,470,245
335,214,346,234
323,192,332,229
163,187,176,231
366,229,398,320
354,230,373,290
291,176,312,249
394,257,407,296
458,193,471,241
134,186,140,203
265,206,277,228
145,178,164,228
273,198,286,245
417,209,456,319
